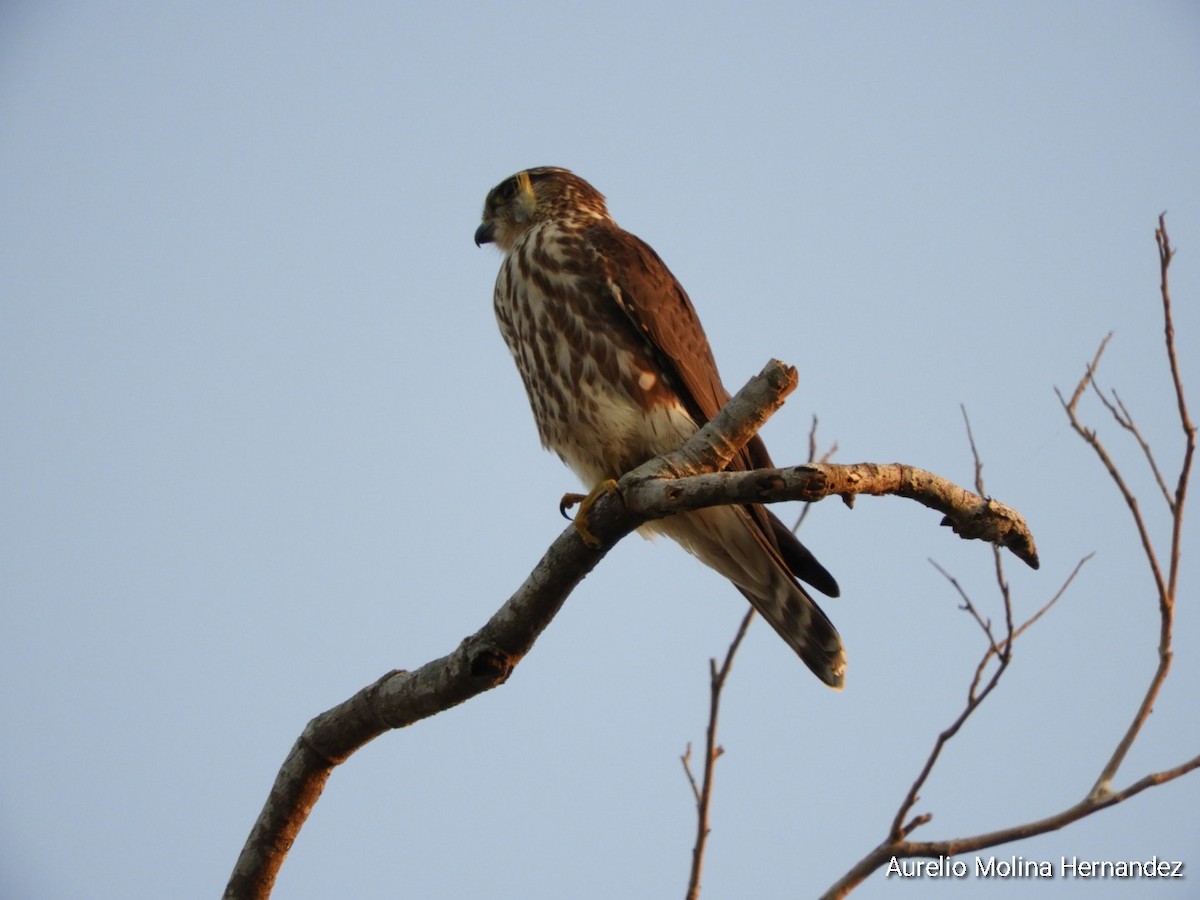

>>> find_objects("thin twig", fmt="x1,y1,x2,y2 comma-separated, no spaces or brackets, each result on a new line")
960,409,1017,646
1012,553,1092,643
887,417,1023,839
1089,217,1189,795
928,558,999,654
824,751,1200,900
960,406,986,496
825,216,1195,898
1156,215,1195,604
1057,354,1169,610
680,744,701,806
1090,383,1176,511
793,415,837,532
890,561,1015,841
684,608,755,900
687,418,838,899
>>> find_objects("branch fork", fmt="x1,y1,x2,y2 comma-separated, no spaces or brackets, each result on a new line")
226,358,1041,899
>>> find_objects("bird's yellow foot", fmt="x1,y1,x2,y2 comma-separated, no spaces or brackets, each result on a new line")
559,479,619,546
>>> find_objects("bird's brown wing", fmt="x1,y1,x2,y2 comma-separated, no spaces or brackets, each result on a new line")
586,223,839,597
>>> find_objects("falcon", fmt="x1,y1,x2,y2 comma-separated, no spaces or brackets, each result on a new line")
475,167,845,688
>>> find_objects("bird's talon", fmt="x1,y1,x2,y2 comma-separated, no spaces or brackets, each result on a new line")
565,479,619,546
559,492,586,520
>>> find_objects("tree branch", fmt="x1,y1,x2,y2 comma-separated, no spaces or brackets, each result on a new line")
823,748,1200,900
682,415,836,900
224,359,1039,898
682,608,754,900
823,214,1195,898
616,460,1039,570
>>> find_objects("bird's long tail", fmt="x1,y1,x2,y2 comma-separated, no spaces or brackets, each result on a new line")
651,505,846,688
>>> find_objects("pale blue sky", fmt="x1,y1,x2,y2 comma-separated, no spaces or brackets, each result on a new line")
2,3,1198,898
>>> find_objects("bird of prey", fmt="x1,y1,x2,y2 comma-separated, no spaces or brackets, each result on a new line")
475,167,845,688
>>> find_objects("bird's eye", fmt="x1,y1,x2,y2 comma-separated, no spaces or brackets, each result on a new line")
496,178,519,202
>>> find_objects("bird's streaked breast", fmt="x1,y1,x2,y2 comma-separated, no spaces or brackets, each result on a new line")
494,222,697,488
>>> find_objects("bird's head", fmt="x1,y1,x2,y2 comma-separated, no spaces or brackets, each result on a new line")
474,167,608,252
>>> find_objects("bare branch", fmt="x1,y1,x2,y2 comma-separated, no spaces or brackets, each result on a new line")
225,359,1040,898
823,750,1200,900
912,542,1094,854
684,608,754,900
928,558,999,655
1056,351,1169,605
223,520,618,898
225,362,804,898
680,744,701,806
888,560,1015,844
792,415,837,532
960,405,986,497
1156,215,1195,603
1089,217,1191,794
1012,552,1092,642
825,215,1194,898
617,460,1039,569
823,543,1181,900
1057,331,1112,413
1091,383,1176,511
688,422,836,898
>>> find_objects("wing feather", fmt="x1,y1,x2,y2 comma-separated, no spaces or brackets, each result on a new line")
585,223,839,598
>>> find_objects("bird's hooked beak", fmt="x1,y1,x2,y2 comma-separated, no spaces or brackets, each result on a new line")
474,220,495,247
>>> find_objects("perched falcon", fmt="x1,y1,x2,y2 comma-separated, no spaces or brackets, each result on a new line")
475,167,845,688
